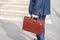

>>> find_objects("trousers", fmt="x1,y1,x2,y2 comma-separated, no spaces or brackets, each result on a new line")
36,15,46,40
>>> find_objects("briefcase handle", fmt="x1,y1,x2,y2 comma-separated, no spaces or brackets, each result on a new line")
30,14,39,20
30,14,32,18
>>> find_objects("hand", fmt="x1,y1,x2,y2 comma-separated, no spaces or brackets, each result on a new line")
30,13,32,18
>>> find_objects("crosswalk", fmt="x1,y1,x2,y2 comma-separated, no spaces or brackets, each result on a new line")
0,1,29,17
0,1,52,24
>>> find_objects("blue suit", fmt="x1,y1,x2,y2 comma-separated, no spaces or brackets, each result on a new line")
29,0,50,16
29,0,50,40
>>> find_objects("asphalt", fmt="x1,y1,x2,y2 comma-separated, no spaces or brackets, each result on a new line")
0,0,60,40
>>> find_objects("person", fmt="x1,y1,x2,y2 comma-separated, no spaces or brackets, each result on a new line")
29,0,50,40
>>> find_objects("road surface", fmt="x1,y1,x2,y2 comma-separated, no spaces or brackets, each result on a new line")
0,0,60,40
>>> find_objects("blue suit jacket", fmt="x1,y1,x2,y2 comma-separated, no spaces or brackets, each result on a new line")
29,0,50,16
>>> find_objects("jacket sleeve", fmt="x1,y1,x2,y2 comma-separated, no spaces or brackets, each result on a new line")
29,0,43,15
29,0,35,15
44,0,50,15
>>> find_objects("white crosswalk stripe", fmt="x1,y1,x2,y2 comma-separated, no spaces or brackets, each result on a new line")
0,15,52,24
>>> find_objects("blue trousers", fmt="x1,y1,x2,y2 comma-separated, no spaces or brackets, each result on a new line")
36,15,46,40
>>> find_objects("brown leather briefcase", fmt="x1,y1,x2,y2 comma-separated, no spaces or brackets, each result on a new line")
23,16,45,35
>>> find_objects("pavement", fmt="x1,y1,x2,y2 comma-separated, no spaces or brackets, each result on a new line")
0,10,60,40
0,0,60,40
0,19,36,40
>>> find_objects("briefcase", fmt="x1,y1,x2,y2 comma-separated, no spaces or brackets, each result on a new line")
23,16,45,35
